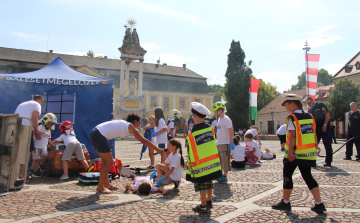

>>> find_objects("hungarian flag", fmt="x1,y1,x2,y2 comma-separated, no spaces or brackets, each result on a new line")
250,79,261,121
305,54,320,100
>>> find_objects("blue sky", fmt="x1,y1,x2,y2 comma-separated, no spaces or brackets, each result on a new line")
1,0,359,92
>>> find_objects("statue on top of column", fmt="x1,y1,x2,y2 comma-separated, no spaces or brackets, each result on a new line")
120,18,146,52
132,28,139,45
123,28,131,45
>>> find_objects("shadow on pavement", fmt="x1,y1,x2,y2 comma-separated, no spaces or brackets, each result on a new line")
179,212,219,223
212,183,234,201
285,212,336,223
315,165,348,173
55,194,101,211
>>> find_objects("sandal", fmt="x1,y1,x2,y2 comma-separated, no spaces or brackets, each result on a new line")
108,185,120,190
96,188,113,194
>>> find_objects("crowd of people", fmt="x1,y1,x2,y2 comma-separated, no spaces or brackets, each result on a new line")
16,92,360,214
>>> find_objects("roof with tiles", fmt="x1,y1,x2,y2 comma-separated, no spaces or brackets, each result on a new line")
0,47,206,79
333,51,360,79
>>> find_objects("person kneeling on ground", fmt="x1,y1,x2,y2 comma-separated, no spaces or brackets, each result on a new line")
231,137,246,168
52,120,89,180
125,175,168,195
245,133,261,165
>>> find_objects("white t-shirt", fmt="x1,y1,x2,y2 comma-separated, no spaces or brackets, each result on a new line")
216,115,233,145
56,134,79,146
263,151,274,159
165,153,183,181
211,120,217,129
34,125,50,149
231,145,245,162
287,110,308,131
276,124,287,135
14,100,41,126
246,140,261,157
156,118,168,144
96,120,131,140
167,121,176,138
245,129,258,138
186,119,195,135
130,176,158,192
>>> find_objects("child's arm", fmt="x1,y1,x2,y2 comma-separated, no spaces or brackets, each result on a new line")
249,147,256,153
48,138,56,147
125,184,132,190
156,186,168,195
51,139,61,145
37,130,50,137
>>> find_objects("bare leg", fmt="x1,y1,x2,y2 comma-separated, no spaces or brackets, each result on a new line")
283,189,292,201
32,160,39,172
148,148,154,166
310,187,322,202
20,153,32,178
79,160,89,170
160,152,166,163
40,155,48,165
96,152,113,191
223,171,228,177
156,163,170,179
200,191,207,206
206,188,213,201
62,160,69,175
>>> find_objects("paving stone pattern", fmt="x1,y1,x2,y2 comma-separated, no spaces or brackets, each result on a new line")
0,139,359,222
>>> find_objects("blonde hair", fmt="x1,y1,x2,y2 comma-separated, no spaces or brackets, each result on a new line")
148,115,155,121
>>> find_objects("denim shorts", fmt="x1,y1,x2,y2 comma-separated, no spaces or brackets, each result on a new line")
158,143,167,152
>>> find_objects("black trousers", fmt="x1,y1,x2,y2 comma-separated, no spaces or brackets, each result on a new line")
283,159,318,190
346,128,360,159
316,126,333,164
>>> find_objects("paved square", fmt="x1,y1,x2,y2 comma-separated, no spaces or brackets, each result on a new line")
0,138,359,222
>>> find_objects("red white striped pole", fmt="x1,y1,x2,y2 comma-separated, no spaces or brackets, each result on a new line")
303,40,320,101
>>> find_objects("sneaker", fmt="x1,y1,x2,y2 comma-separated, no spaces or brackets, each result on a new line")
38,163,46,172
344,157,351,160
272,199,291,211
32,171,42,178
148,165,155,170
206,200,213,208
60,174,69,180
311,203,326,212
252,158,258,165
192,204,208,213
218,176,228,183
323,163,331,167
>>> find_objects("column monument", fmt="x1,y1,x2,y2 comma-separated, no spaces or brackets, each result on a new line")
115,18,147,119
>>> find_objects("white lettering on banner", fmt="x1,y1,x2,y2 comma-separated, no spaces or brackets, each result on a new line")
1,76,107,85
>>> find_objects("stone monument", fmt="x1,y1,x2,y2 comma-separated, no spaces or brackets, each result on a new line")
115,18,147,119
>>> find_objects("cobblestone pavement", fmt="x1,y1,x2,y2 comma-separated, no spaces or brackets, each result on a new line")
0,138,359,222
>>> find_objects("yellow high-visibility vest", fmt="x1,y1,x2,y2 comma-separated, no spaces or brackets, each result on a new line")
284,113,317,161
186,125,222,183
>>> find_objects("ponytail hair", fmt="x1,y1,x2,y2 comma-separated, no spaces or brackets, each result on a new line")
168,138,185,168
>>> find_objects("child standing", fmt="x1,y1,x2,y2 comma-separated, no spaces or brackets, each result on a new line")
32,113,57,177
245,133,261,165
52,120,89,180
272,93,326,212
125,175,168,195
186,102,222,213
212,102,234,183
152,107,168,162
156,138,184,188
230,137,246,168
143,115,156,169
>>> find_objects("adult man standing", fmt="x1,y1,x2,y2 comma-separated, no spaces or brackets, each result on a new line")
15,95,44,178
345,102,360,160
140,114,148,136
330,123,337,144
306,97,333,167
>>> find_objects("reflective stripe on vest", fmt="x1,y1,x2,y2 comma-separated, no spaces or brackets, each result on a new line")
285,113,317,160
186,126,221,177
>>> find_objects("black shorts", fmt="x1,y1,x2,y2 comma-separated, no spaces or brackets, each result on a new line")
158,143,167,152
278,134,286,144
90,128,111,153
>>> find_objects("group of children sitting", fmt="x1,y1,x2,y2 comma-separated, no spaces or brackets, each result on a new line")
230,133,276,169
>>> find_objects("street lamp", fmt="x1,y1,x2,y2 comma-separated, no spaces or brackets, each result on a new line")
270,107,275,134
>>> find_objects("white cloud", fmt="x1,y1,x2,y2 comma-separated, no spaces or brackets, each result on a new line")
256,70,299,92
11,32,45,42
146,54,195,67
282,25,342,50
324,63,344,75
141,43,164,51
203,73,226,86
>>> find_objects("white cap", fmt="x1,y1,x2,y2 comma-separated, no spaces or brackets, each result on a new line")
281,93,303,106
191,102,211,116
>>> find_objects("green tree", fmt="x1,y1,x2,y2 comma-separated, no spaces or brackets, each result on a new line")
86,50,94,57
209,84,225,102
329,78,360,121
291,68,334,91
256,77,279,111
224,40,252,130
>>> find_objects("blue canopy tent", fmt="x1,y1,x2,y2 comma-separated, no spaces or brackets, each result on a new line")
0,57,114,159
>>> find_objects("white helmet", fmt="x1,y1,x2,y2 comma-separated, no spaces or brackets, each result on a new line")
41,113,57,125
169,109,181,118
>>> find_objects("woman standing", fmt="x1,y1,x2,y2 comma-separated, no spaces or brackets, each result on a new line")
272,93,326,212
90,114,163,194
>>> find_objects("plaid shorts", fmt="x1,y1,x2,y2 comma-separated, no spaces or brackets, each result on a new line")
194,180,213,192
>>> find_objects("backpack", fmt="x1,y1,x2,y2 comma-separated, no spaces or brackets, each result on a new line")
88,158,123,178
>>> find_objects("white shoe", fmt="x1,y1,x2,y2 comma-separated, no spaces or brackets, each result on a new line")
60,174,69,180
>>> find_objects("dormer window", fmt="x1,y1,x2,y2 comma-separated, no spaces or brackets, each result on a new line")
318,91,322,97
328,88,333,94
356,61,360,70
345,65,354,73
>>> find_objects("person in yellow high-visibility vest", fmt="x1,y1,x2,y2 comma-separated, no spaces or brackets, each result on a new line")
272,93,326,213
186,102,222,213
